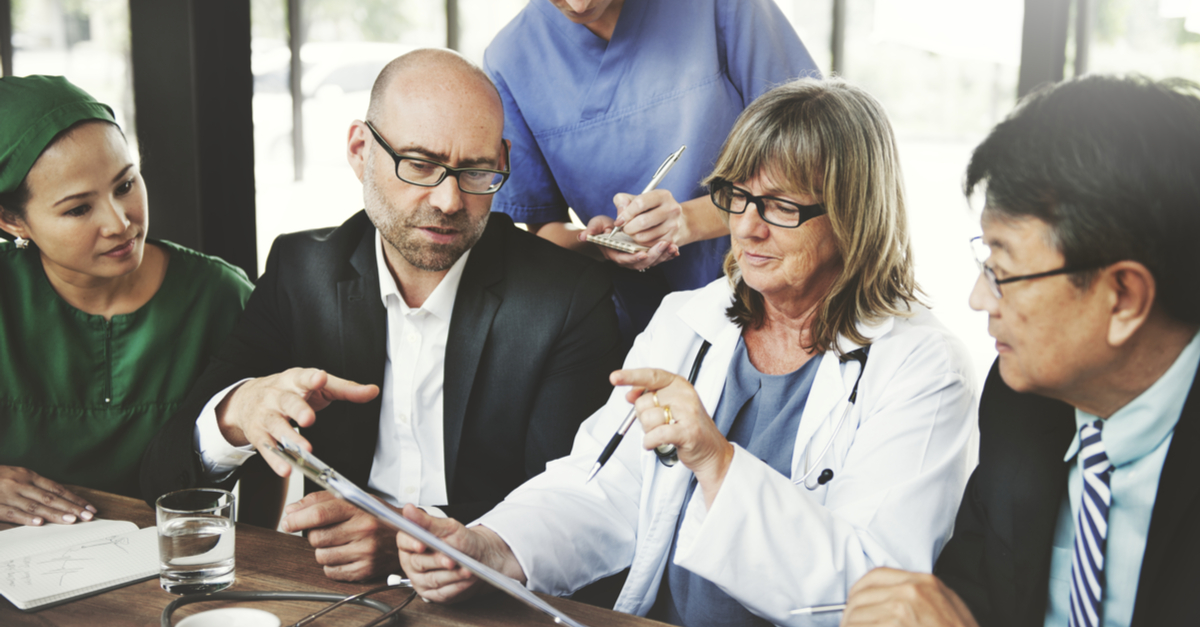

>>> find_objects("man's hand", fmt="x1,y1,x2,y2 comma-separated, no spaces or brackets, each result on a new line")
216,368,379,476
281,491,398,581
396,504,525,603
0,466,96,526
840,568,980,627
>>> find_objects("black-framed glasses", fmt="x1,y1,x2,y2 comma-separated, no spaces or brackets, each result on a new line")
364,120,510,195
970,236,1102,298
709,179,825,228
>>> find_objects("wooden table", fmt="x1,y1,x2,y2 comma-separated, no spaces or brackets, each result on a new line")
0,487,666,627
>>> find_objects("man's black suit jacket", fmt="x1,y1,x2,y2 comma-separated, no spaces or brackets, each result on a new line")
934,360,1200,626
141,210,623,523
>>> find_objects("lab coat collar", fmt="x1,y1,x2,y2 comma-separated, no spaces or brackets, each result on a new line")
671,277,904,486
676,278,737,345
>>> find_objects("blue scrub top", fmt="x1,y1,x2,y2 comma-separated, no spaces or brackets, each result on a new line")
485,0,819,337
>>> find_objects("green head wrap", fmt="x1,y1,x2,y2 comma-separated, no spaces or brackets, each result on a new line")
0,75,117,196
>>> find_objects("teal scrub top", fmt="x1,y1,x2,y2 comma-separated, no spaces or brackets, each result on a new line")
0,239,252,498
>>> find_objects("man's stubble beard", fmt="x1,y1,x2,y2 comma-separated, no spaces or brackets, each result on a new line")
362,152,489,272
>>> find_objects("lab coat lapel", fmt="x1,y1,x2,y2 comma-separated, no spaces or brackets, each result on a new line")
442,225,504,495
624,283,740,609
339,227,387,390
789,317,895,479
789,353,849,479
676,281,741,416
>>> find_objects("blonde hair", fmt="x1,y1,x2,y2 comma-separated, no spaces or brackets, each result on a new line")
705,77,922,355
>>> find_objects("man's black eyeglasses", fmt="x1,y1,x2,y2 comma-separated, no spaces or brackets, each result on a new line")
970,236,1104,298
365,120,510,195
709,179,825,228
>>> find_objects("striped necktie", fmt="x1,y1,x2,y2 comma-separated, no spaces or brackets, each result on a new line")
1068,420,1113,627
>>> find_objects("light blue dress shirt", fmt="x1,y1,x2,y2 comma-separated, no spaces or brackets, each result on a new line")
1044,330,1200,627
483,0,818,336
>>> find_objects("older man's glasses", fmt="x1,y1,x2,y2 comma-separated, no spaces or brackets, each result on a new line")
365,120,510,195
709,180,825,228
970,236,1101,298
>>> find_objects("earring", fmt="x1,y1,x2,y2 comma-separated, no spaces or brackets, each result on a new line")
14,236,29,249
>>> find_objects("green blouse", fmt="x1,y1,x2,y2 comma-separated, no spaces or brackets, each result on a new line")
0,240,252,498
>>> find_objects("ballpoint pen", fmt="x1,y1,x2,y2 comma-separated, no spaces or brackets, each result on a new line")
790,603,846,615
585,340,711,482
588,145,686,254
585,406,638,483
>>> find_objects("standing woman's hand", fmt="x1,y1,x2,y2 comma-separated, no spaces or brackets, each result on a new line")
608,368,734,508
580,211,678,271
0,466,96,525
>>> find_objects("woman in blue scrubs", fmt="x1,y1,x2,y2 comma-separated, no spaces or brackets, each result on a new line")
484,0,819,340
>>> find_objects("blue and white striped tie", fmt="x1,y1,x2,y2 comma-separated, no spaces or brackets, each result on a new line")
1068,420,1113,627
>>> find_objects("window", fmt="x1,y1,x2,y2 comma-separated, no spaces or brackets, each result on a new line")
11,0,136,150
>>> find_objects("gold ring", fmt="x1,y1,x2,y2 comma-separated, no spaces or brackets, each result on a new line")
652,393,660,407
663,405,673,425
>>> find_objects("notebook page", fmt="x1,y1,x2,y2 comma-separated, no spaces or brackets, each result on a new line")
0,519,138,563
0,526,158,610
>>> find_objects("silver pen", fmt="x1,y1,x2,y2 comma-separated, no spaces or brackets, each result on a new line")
790,603,846,615
585,407,638,483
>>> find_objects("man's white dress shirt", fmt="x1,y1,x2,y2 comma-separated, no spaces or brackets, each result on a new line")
194,232,468,511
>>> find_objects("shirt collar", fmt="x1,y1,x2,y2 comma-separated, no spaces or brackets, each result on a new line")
374,231,470,321
1065,328,1200,466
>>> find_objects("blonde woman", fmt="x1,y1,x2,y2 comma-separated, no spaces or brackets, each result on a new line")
394,78,977,627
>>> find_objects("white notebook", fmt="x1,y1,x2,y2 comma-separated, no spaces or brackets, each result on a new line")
0,519,159,611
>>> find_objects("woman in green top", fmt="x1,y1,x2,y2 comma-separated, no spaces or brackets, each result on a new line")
0,76,253,525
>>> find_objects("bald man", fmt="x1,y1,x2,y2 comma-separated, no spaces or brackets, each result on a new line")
140,49,622,582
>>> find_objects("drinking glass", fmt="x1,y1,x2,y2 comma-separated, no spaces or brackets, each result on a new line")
155,488,236,594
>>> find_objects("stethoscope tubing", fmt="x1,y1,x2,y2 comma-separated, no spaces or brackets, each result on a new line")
160,584,416,627
662,340,869,491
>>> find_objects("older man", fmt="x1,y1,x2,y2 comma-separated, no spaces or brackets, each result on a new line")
141,49,622,582
840,76,1200,626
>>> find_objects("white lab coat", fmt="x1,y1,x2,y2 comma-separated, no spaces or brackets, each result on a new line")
476,278,977,626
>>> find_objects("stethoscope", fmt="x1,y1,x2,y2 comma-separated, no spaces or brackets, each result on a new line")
658,340,870,491
161,580,416,627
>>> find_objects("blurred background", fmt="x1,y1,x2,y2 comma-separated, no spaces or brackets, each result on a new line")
6,0,1199,387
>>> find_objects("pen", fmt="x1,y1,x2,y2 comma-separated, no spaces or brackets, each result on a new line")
640,144,686,195
610,145,686,237
790,603,846,615
585,406,639,483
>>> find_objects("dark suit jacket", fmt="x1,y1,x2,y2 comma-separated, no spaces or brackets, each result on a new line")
141,210,622,523
934,359,1200,627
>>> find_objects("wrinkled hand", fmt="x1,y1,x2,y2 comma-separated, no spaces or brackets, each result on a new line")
396,504,525,603
609,368,733,506
0,466,96,526
840,568,980,627
216,368,379,476
281,491,398,581
580,189,683,271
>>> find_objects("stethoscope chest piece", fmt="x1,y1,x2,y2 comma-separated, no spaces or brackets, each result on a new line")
176,608,280,627
795,345,871,490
